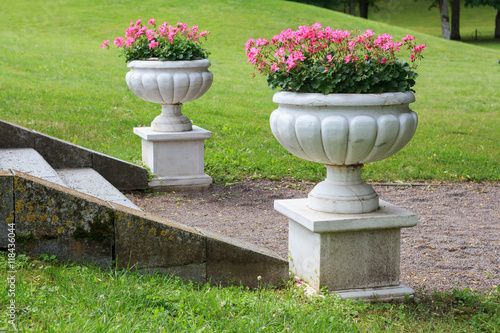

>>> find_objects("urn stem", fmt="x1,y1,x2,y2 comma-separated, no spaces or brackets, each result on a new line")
307,164,379,214
151,104,192,132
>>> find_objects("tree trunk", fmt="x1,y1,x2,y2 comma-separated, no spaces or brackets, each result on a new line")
450,0,461,40
349,0,356,16
359,0,368,18
495,8,500,39
440,0,451,39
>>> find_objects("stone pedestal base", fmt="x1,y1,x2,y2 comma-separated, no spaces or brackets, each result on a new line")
134,125,212,190
275,199,417,300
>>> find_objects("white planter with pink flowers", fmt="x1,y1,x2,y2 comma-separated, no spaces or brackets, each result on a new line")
270,91,418,214
126,59,213,132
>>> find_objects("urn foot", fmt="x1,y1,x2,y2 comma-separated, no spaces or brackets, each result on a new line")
307,165,379,214
151,104,192,132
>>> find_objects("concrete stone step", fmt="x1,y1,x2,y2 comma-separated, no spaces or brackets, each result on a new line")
0,148,66,186
56,168,140,210
0,148,140,211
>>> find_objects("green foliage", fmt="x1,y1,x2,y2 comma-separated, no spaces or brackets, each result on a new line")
267,59,417,94
122,36,210,63
103,19,211,62
465,0,500,9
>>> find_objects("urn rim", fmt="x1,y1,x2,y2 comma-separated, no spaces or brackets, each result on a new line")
273,91,415,107
127,59,211,69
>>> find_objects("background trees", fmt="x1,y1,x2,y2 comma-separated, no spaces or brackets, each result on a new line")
288,0,499,40
465,0,500,38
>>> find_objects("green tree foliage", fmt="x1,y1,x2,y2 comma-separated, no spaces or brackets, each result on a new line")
465,0,500,37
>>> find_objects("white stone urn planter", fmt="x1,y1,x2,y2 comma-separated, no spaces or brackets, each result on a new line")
126,59,213,132
270,91,418,214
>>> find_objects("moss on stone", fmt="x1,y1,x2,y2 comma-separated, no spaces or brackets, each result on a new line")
73,210,114,242
16,232,37,244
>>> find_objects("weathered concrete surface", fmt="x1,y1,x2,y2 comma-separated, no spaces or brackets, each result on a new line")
56,168,140,210
0,120,35,149
112,202,207,282
13,171,114,267
5,171,290,288
0,170,14,247
0,119,148,190
277,198,415,294
202,229,289,288
93,153,148,191
0,149,66,186
35,132,93,169
113,201,289,287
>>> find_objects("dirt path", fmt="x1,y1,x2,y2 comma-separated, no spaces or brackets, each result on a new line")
127,180,499,293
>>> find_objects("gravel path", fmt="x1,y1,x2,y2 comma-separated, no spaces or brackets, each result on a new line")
127,180,499,293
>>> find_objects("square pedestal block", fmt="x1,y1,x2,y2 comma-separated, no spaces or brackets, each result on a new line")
275,199,418,300
134,126,212,190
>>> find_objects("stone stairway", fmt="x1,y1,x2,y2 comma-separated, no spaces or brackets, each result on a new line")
0,148,139,210
0,119,288,288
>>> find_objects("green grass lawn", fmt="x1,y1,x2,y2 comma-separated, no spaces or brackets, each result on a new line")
1,254,499,332
0,0,499,184
1,2,499,330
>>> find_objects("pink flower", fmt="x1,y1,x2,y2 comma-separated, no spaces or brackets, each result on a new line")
100,40,109,48
125,37,135,47
402,34,415,41
363,29,375,38
381,58,387,64
410,54,415,61
255,38,268,47
412,44,427,53
245,39,255,52
148,18,157,25
146,29,156,40
113,37,124,47
247,47,260,64
148,40,159,49
200,31,209,38
344,53,357,64
177,22,188,33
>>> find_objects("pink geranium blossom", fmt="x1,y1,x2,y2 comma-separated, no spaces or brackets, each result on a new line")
412,44,426,53
101,40,109,48
246,24,425,75
102,18,211,62
148,41,159,49
245,23,426,94
113,37,124,47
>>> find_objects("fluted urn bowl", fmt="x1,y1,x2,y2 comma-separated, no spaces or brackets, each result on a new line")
270,91,418,214
126,59,213,132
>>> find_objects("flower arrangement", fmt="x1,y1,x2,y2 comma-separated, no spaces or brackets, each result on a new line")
245,23,426,94
102,19,210,62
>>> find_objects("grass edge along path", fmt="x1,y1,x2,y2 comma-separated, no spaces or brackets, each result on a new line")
1,253,499,332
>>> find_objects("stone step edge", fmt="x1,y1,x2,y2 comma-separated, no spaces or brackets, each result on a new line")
0,169,288,288
0,119,148,190
55,168,140,211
